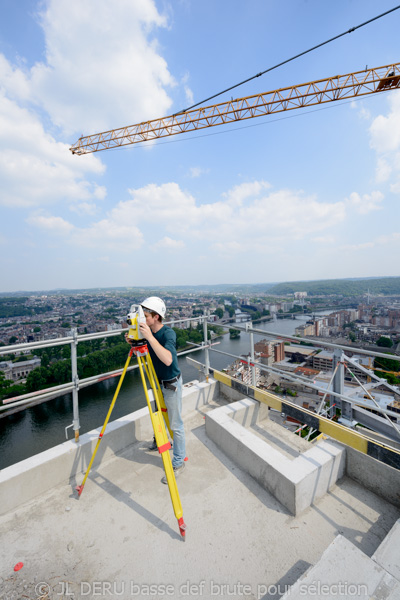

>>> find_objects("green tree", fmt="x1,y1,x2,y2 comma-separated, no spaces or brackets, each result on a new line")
41,352,50,368
227,306,235,317
8,336,18,344
62,345,71,359
26,367,49,392
214,307,224,319
376,336,393,348
374,354,400,372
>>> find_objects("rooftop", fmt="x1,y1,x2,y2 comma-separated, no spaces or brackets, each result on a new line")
1,376,400,599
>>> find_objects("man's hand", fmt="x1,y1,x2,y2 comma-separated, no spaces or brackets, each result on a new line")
139,322,153,342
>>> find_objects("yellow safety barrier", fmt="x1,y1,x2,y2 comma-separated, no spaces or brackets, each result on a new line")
211,368,400,471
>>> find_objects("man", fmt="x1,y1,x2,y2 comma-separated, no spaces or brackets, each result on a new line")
127,296,186,483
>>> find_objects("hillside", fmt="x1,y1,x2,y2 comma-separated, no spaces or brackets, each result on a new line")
267,277,400,297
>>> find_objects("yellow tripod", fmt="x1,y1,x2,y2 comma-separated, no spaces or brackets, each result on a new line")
75,341,187,541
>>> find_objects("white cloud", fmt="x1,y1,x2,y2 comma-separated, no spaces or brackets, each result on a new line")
312,235,335,244
346,191,384,215
369,92,400,154
0,0,180,210
181,73,194,107
27,180,347,254
145,182,346,246
189,166,209,178
350,100,371,121
223,180,271,208
367,92,400,189
0,54,31,101
125,182,199,230
375,157,392,183
27,215,74,235
341,232,400,251
0,90,105,207
154,236,185,250
69,202,99,216
28,209,144,251
30,0,175,135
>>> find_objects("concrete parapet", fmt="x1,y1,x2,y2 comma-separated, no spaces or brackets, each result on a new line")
0,379,218,517
205,398,345,515
281,535,400,599
346,446,400,507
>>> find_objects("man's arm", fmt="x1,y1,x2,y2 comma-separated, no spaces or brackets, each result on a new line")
139,323,172,366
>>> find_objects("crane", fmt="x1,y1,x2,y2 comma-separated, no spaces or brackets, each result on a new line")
70,62,400,155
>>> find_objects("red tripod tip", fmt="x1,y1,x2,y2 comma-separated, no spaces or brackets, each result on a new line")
75,485,84,496
178,517,187,540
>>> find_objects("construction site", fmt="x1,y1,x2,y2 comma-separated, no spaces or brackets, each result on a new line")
2,3,400,599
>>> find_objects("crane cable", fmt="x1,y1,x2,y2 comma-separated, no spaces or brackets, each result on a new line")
174,4,400,116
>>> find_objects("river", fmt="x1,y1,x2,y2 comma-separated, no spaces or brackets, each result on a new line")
0,313,328,469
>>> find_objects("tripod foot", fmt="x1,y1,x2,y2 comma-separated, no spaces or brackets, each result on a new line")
75,484,84,496
178,517,187,541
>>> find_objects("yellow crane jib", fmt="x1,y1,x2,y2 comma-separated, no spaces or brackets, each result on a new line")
70,62,400,155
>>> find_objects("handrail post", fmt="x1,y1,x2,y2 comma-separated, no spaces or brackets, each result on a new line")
71,328,80,442
331,348,343,412
203,313,210,381
248,323,256,387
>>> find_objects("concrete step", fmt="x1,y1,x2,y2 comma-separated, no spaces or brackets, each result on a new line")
281,535,400,600
372,518,400,582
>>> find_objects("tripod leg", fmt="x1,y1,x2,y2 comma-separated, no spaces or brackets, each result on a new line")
146,356,173,439
137,355,187,540
75,348,134,496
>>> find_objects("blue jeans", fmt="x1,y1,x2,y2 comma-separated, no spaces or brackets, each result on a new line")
162,376,185,468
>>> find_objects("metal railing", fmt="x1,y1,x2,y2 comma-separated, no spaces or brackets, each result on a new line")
1,315,400,442
0,316,207,440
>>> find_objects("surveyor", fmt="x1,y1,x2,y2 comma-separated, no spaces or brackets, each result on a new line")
127,296,186,483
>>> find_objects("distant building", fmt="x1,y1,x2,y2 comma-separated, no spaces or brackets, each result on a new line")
235,309,251,323
254,339,285,365
312,351,333,371
0,357,41,381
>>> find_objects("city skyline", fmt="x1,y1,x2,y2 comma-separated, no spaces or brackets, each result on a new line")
1,0,400,292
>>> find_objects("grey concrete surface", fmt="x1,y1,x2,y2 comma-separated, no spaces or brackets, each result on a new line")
373,518,400,581
1,382,400,600
281,535,400,600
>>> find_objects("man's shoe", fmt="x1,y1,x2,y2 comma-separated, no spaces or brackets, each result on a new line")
148,438,158,451
161,462,185,484
148,438,173,451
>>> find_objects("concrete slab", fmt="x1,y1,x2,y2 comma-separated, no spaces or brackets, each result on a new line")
1,397,400,600
373,518,400,582
281,535,400,600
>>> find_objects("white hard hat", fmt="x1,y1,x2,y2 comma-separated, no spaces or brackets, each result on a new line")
140,296,166,319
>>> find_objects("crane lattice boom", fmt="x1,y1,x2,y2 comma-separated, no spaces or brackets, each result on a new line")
70,62,400,155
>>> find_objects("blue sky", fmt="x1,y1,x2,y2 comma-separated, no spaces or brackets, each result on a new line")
1,0,400,293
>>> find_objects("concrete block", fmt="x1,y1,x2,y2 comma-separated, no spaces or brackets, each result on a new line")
281,535,400,599
294,440,346,513
206,399,345,515
228,397,270,427
373,518,400,581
